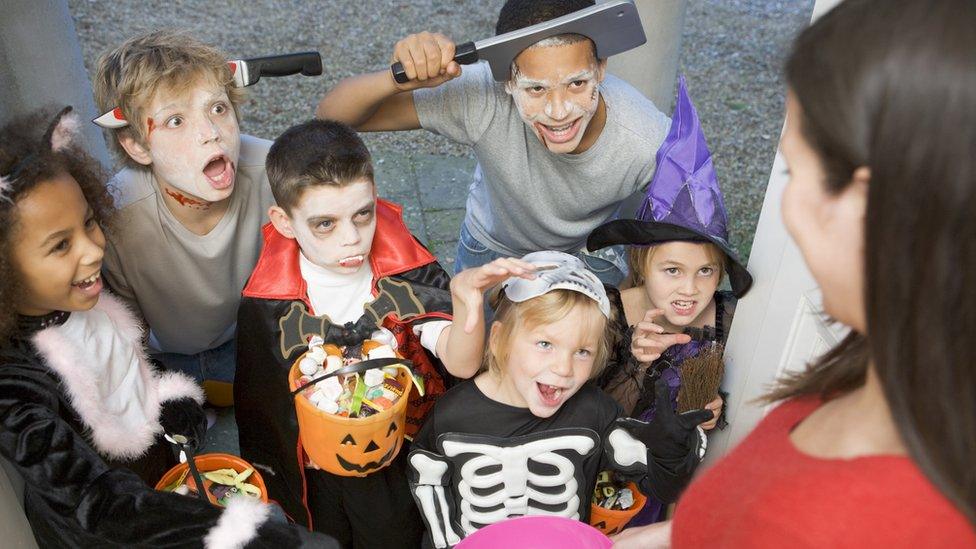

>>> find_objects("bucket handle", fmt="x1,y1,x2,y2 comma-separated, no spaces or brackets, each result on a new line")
290,357,414,397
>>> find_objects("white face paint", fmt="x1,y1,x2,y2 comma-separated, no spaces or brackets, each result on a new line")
141,76,241,205
283,179,378,275
505,40,605,154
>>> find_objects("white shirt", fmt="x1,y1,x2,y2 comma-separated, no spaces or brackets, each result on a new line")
299,253,449,356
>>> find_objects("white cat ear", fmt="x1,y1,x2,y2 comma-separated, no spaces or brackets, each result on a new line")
47,106,82,152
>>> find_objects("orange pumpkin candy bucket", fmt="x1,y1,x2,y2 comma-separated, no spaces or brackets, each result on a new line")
288,340,422,477
155,453,268,506
588,480,647,536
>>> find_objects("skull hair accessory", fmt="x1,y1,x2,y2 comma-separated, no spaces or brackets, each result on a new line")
501,251,610,319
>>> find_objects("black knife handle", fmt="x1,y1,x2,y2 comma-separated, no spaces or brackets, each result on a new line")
391,41,478,84
249,52,323,83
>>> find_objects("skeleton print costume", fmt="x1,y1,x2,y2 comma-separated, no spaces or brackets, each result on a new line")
408,380,707,548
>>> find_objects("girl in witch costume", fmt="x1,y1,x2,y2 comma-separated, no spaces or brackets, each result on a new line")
586,77,754,524
0,107,334,548
407,252,713,548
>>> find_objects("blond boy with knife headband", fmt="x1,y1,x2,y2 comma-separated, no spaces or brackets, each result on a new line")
92,30,320,406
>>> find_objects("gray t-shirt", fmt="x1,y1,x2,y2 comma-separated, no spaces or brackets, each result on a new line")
414,62,670,255
102,134,274,355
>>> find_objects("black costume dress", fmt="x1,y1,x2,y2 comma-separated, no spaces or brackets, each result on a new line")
0,293,332,548
599,288,737,524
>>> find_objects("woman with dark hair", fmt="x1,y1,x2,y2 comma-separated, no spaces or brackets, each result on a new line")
613,0,976,546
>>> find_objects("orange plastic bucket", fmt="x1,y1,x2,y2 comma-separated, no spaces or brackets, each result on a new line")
155,453,268,505
588,481,647,536
288,351,413,477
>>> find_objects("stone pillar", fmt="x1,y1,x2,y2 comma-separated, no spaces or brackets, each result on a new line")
607,0,687,112
608,0,688,219
0,0,110,167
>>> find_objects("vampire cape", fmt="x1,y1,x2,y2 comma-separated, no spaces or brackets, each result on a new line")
235,199,454,527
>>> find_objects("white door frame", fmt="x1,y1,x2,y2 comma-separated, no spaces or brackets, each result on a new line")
705,0,845,462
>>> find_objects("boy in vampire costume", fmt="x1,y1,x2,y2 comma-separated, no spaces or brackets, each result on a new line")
235,120,467,547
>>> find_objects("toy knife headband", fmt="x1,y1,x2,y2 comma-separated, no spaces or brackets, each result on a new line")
391,0,645,83
92,51,323,128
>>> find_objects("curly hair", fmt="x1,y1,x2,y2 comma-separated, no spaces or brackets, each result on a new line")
0,107,116,345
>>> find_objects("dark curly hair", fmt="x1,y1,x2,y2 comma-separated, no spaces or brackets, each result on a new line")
0,107,116,345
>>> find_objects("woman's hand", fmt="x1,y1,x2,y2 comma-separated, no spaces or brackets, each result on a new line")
611,520,672,548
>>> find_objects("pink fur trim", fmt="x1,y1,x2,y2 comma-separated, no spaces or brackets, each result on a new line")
50,112,82,152
204,496,270,549
157,371,205,405
33,323,162,460
94,292,145,343
31,292,173,460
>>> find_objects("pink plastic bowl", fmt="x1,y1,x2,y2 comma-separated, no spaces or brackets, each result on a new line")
456,515,612,549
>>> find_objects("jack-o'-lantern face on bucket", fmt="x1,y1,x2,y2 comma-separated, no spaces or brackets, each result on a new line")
290,341,415,477
335,420,403,475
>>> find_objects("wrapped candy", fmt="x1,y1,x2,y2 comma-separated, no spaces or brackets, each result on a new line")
370,328,398,350
367,344,396,360
308,345,327,365
364,368,386,388
299,356,319,376
325,355,342,373
592,470,634,510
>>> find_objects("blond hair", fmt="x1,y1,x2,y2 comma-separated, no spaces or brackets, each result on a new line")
625,241,727,287
486,289,610,380
93,30,245,168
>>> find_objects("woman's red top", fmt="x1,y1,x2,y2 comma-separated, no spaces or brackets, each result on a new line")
671,398,974,547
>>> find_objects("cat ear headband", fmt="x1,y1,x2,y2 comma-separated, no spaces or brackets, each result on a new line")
1,106,81,201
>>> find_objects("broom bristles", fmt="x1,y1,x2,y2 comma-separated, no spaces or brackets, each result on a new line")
677,343,726,412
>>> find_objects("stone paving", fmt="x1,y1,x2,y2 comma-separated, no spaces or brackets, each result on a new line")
373,152,475,273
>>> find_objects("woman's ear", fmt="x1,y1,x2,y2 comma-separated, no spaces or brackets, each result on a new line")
118,133,153,166
268,206,297,239
845,166,872,219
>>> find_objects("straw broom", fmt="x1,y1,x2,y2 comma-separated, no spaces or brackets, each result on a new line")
676,343,726,413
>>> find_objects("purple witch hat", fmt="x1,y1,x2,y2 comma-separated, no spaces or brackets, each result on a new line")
587,76,752,297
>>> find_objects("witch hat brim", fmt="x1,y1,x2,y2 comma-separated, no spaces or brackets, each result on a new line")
587,218,753,298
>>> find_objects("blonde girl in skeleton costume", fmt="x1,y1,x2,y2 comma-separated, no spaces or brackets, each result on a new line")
407,252,711,548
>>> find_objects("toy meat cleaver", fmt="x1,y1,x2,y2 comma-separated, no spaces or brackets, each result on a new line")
391,0,645,83
93,51,323,128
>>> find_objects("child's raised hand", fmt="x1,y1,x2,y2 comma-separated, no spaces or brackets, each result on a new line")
700,394,723,431
450,257,537,333
391,32,462,91
631,309,692,364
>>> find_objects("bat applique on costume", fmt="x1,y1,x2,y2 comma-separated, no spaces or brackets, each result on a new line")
363,278,426,326
278,277,428,358
277,303,375,358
